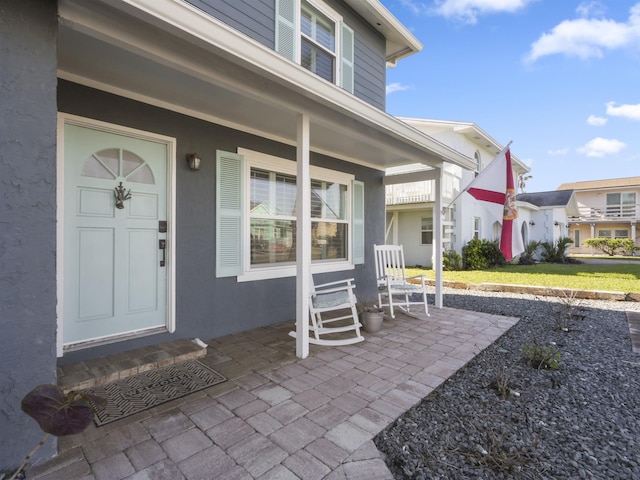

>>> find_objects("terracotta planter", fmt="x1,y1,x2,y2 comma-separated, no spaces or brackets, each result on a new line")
361,311,384,333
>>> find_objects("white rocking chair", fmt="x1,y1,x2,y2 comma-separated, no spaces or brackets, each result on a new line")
374,244,430,318
289,275,364,346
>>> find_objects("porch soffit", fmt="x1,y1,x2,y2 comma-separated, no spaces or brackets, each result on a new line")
57,0,474,172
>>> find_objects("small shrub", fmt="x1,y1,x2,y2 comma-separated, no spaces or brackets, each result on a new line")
584,237,636,256
462,238,506,270
547,289,587,332
518,240,542,265
469,423,535,475
522,341,560,370
540,237,573,263
443,249,463,271
491,361,519,399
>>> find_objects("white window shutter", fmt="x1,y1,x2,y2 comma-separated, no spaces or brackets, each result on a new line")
216,151,244,277
276,0,297,61
341,23,354,93
352,179,364,264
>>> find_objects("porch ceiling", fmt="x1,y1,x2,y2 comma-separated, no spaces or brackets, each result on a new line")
58,0,474,171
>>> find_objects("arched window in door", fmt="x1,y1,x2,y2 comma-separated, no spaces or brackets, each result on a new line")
81,148,155,184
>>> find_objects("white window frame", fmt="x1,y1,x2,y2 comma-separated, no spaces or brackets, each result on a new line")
276,0,353,92
420,217,433,245
237,148,354,282
473,217,481,239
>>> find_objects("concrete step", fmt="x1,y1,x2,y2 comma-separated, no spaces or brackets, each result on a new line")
57,338,207,392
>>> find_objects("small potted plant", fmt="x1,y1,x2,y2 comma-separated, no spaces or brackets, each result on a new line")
358,300,385,333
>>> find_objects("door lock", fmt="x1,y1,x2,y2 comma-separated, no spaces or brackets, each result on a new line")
159,239,166,267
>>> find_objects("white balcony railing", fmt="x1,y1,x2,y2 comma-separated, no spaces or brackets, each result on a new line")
570,204,639,222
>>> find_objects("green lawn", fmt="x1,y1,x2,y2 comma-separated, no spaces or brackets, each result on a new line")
407,263,640,293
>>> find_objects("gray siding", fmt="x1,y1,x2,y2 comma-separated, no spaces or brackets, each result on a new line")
187,0,275,48
0,0,59,470
187,0,387,110
57,80,386,365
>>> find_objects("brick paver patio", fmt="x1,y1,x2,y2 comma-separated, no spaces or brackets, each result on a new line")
27,307,518,480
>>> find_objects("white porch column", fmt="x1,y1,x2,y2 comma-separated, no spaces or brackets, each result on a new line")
434,166,443,308
590,223,596,254
296,113,311,359
632,222,637,248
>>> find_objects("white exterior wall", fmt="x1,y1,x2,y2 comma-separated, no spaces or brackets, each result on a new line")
395,209,434,267
386,119,533,263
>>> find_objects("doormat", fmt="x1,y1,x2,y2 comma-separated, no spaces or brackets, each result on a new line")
82,360,226,426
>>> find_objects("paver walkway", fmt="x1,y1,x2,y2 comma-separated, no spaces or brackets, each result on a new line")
27,307,518,480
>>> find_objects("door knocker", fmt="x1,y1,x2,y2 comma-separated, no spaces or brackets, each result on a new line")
114,182,132,209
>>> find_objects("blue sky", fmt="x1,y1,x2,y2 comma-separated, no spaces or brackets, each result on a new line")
382,0,640,193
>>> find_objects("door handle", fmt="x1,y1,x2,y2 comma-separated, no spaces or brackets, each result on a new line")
159,239,166,267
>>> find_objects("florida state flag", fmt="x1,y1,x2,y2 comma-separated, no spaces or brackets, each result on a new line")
466,145,524,261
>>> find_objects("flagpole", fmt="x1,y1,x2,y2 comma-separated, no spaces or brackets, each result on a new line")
441,141,513,216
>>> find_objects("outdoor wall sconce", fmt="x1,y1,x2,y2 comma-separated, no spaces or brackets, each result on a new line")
529,221,535,226
186,153,201,171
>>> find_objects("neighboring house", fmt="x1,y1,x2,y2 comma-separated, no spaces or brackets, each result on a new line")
557,177,640,255
516,190,580,246
385,119,531,267
1,0,475,466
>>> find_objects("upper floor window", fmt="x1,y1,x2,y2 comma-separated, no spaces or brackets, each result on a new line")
276,0,354,93
473,151,481,177
606,192,636,217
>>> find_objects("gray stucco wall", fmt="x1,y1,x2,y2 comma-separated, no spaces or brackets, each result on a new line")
58,80,385,365
186,0,387,109
0,0,59,471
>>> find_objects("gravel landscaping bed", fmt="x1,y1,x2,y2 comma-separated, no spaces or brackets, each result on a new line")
375,289,640,479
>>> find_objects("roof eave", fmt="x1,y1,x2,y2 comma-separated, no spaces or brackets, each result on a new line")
343,0,423,64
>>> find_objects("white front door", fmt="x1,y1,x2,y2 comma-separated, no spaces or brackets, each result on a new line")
62,120,172,348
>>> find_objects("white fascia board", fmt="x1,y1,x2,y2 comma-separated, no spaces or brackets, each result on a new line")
343,0,423,64
86,0,471,170
517,201,540,212
400,117,530,173
384,169,440,185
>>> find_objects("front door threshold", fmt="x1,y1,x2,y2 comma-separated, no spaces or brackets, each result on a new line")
57,338,207,393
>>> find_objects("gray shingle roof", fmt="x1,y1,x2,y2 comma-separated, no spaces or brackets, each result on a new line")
517,190,574,207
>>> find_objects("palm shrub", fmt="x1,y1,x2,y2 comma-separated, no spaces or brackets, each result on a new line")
462,238,506,270
519,240,542,265
540,236,573,263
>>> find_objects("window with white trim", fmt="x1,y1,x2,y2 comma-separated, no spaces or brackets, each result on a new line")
276,0,354,92
216,149,364,280
473,151,481,177
473,217,481,239
606,192,636,217
421,217,433,245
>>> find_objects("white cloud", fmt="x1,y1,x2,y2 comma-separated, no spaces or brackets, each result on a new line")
577,137,626,157
587,115,608,125
576,1,606,18
397,0,430,15
386,83,411,94
525,3,640,63
431,0,534,24
606,101,640,120
547,147,570,155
